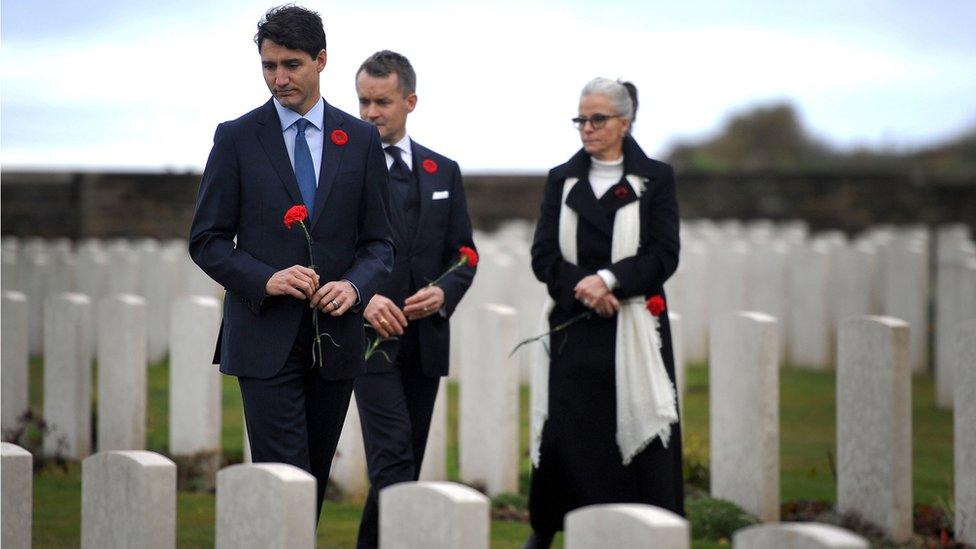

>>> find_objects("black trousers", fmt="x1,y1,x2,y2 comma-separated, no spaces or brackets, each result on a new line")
353,327,441,549
238,309,354,522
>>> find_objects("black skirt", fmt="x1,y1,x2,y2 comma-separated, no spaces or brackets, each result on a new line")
528,312,684,533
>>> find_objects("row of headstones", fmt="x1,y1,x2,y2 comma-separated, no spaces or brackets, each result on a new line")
709,311,976,546
5,290,973,545
0,443,871,549
0,236,221,362
670,222,975,409
5,218,971,395
4,286,976,536
0,287,447,493
455,220,976,410
0,291,222,460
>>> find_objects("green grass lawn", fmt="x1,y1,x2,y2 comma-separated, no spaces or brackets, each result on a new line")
20,358,953,547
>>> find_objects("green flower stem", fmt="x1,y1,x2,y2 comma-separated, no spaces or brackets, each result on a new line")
299,220,325,367
426,257,468,288
508,310,592,357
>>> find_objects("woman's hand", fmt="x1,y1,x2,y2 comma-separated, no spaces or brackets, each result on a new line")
574,274,610,308
593,293,620,318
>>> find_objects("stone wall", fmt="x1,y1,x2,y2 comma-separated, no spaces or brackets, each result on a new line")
2,169,973,238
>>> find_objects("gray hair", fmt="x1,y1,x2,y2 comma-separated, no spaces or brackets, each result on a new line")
580,77,638,124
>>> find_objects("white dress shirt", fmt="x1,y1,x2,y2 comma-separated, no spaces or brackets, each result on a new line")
274,97,325,183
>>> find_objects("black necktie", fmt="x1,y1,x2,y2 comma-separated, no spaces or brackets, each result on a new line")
384,145,420,238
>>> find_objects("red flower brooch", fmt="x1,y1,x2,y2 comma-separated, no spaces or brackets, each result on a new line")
283,205,309,229
331,129,348,146
645,295,665,317
422,159,438,174
614,186,629,199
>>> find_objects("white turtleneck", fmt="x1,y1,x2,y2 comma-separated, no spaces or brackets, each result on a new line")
588,155,624,199
587,155,624,291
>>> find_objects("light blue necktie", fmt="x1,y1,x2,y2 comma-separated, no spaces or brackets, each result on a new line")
294,118,316,216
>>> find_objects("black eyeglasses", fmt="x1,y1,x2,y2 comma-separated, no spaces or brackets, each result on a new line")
572,113,620,130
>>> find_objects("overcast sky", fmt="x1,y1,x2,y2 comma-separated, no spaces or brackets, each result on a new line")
2,0,975,172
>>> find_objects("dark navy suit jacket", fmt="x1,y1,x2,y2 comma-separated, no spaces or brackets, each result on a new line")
189,98,394,380
367,140,476,377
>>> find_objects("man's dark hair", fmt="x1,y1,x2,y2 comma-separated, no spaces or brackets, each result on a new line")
357,50,417,96
254,5,326,59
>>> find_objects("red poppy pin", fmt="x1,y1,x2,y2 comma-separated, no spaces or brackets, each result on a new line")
422,159,438,174
331,129,348,146
614,186,629,199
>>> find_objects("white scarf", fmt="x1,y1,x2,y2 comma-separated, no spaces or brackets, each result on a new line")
530,174,678,466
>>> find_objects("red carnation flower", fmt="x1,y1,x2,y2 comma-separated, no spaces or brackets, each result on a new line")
422,159,438,174
331,129,348,146
283,205,309,229
646,295,665,317
459,246,479,267
614,186,629,199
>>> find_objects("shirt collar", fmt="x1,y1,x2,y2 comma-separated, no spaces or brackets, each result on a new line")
386,134,412,155
273,96,325,132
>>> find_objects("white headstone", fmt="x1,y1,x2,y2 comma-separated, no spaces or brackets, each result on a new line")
2,246,20,292
43,292,93,458
2,292,29,434
379,481,489,549
733,522,868,548
419,377,448,481
216,463,316,549
97,294,148,451
788,242,831,369
748,242,789,361
837,316,912,543
106,241,141,296
330,394,367,499
668,312,686,417
183,253,222,298
834,242,876,326
26,251,48,357
954,321,976,546
513,250,548,384
673,241,708,363
81,451,176,549
565,504,690,549
707,241,750,319
935,244,976,407
1,443,32,549
77,244,108,314
143,248,183,363
169,297,222,457
709,312,780,521
46,243,77,297
882,238,929,373
459,304,519,496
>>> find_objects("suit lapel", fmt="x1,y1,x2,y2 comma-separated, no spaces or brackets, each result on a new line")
310,100,346,230
255,100,304,207
565,178,612,237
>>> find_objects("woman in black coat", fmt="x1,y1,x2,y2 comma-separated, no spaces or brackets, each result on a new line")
525,78,683,549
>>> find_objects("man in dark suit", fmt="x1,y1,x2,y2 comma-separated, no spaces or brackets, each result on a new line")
353,50,477,548
188,6,393,522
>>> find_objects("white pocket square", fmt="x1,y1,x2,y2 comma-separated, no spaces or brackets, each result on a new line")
432,191,450,200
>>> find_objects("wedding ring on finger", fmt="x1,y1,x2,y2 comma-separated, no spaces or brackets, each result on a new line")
331,299,340,311
379,318,389,324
